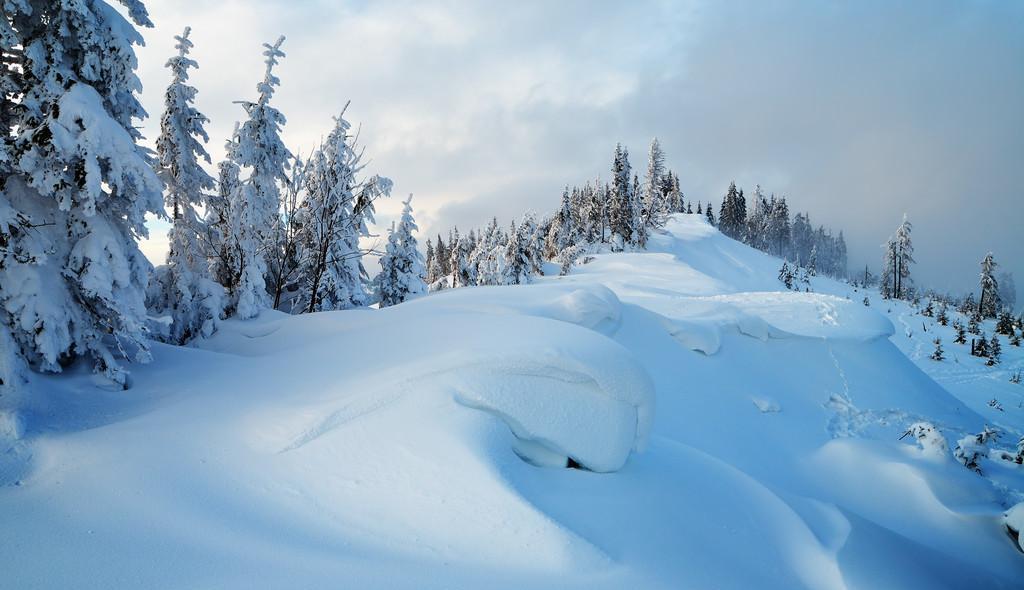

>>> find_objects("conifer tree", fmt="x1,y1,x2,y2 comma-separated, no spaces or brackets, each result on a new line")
227,36,291,319
987,334,1001,366
642,138,667,228
1,0,165,386
705,202,716,226
147,27,223,344
378,195,427,307
953,320,967,344
295,108,391,312
608,144,634,249
931,338,944,361
978,253,1000,318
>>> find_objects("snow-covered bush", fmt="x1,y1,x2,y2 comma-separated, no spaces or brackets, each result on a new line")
954,426,998,473
904,422,948,460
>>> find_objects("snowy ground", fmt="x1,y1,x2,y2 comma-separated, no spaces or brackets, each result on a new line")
2,214,1022,588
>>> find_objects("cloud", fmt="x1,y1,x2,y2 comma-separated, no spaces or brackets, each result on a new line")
131,0,1023,304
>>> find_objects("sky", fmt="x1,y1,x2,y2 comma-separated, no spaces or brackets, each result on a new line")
129,0,1024,305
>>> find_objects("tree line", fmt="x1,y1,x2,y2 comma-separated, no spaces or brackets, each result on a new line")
0,5,425,388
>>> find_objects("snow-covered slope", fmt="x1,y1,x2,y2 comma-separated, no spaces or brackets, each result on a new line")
2,214,1022,589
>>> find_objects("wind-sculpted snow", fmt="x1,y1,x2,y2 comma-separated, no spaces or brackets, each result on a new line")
4,213,1023,588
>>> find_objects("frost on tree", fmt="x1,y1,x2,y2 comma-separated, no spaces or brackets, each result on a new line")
1,1,164,387
377,195,427,308
227,36,292,320
145,27,224,344
296,106,392,312
978,252,1000,319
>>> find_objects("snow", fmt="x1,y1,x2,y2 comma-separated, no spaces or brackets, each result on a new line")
2,213,1023,588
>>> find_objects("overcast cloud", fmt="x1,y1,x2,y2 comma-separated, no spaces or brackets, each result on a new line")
131,0,1024,304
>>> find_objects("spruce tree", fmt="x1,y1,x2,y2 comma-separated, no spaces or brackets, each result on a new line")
642,138,667,228
227,36,291,319
953,320,967,344
295,109,391,312
147,27,223,344
987,334,1001,366
931,338,944,361
978,253,1000,318
377,195,427,307
1,0,165,386
608,144,634,249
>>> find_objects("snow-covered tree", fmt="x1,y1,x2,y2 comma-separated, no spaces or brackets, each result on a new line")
893,215,915,299
641,138,668,229
718,183,746,240
146,27,223,344
978,252,1000,318
953,320,967,344
295,108,392,312
987,334,1002,366
378,195,427,307
608,144,635,249
227,36,292,319
930,338,944,361
1,0,165,386
955,426,998,473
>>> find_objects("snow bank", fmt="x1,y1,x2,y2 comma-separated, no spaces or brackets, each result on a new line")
401,282,623,336
1006,503,1024,553
450,344,654,472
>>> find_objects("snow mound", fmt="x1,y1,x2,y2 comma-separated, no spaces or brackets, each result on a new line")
401,282,623,336
451,345,654,472
1006,503,1024,553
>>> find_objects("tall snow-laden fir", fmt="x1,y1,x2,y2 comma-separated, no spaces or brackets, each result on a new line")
227,36,291,319
978,252,1000,318
146,27,223,345
608,144,635,249
378,195,426,308
883,215,914,299
1,0,164,387
641,138,667,231
296,107,392,312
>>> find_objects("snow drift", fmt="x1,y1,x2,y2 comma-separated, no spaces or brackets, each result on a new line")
2,214,1022,589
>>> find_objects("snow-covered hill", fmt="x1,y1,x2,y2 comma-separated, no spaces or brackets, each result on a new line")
2,214,1022,589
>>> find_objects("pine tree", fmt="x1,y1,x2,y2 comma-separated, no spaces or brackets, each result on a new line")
937,302,949,326
953,320,967,344
147,27,223,344
377,195,427,307
921,300,934,317
744,185,769,250
1,0,165,386
930,338,944,361
642,138,667,229
630,173,645,247
718,182,744,239
608,144,634,249
1010,332,1022,347
295,108,391,312
503,220,532,285
892,215,915,299
978,252,1000,318
766,196,791,257
424,239,435,283
996,311,1015,336
973,331,989,357
778,262,794,290
227,36,291,319
987,334,1001,366
705,202,715,226
967,315,981,335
